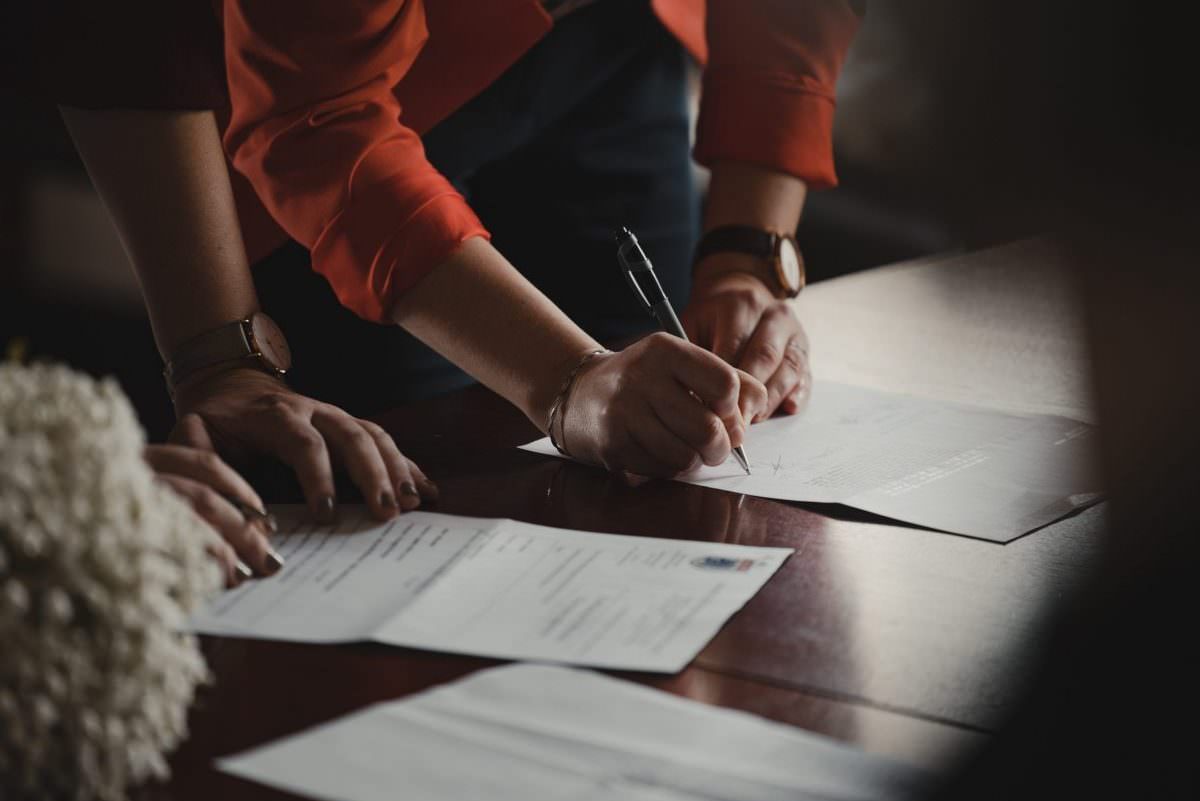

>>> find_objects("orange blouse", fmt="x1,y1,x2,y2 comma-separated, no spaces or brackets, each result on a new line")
220,0,861,322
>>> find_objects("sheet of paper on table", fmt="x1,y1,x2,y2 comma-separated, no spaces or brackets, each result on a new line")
219,663,931,801
521,382,1101,542
190,507,791,673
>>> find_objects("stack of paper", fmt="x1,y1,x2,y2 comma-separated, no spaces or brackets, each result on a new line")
219,663,931,801
192,508,791,672
523,382,1101,542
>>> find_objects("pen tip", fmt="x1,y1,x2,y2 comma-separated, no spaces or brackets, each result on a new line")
732,447,751,475
616,226,635,242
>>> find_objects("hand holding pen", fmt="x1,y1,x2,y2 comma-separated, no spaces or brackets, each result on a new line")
554,330,766,477
615,227,756,474
534,227,766,478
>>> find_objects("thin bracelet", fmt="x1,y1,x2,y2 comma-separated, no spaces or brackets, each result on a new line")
547,349,610,457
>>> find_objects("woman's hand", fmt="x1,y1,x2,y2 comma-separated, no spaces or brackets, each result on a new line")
558,333,768,476
683,269,812,419
171,368,438,522
145,443,279,588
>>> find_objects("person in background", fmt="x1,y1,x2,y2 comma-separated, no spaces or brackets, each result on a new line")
59,108,438,529
31,1,440,583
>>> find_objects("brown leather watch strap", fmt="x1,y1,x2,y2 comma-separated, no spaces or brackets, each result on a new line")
694,225,778,265
164,320,256,389
694,225,804,299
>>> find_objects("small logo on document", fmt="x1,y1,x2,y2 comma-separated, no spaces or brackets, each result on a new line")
691,556,755,572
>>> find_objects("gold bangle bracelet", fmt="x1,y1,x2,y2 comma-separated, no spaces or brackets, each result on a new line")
547,349,610,457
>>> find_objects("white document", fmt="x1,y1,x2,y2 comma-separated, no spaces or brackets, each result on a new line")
522,382,1100,542
219,663,931,801
192,507,791,672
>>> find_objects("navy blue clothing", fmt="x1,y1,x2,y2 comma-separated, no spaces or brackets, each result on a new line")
252,0,698,417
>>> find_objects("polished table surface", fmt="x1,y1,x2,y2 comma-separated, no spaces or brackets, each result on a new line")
154,239,1103,799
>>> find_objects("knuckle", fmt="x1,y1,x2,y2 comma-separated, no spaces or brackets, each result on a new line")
191,488,224,520
647,331,675,348
359,420,388,439
292,429,326,456
263,393,292,413
781,344,805,372
734,288,762,309
197,449,225,473
748,340,782,366
343,426,373,448
702,414,726,443
644,332,681,357
716,365,740,398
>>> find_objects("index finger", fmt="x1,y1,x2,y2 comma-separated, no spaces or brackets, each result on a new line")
735,369,769,423
665,339,743,419
144,444,265,516
736,306,796,385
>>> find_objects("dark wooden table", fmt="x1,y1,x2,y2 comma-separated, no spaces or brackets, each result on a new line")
155,240,1103,799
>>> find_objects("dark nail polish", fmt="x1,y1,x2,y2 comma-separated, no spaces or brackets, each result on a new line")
399,482,419,497
262,513,278,533
235,560,254,581
264,548,285,574
380,491,397,510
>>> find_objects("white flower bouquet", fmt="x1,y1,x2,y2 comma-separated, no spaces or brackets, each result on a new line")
0,364,221,800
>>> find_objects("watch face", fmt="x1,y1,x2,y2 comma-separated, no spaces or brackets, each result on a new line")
249,313,292,372
777,237,805,295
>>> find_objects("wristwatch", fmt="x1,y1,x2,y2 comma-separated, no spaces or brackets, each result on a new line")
693,225,806,299
163,312,292,394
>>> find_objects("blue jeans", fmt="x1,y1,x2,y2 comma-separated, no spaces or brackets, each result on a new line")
253,0,698,416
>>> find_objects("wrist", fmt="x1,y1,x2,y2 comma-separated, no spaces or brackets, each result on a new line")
546,349,611,454
692,256,778,300
703,162,807,234
172,364,288,412
525,346,608,434
163,312,291,400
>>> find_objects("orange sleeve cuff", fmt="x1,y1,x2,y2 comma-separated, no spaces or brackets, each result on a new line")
694,71,839,190
311,180,490,323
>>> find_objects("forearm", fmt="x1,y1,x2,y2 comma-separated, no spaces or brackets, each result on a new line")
390,237,601,429
60,107,258,358
696,161,808,285
704,161,806,234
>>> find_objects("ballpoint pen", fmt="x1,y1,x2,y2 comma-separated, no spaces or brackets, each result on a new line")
615,226,752,475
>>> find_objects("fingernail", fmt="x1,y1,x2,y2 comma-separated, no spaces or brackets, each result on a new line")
380,491,397,510
399,482,419,497
317,495,337,522
424,481,440,501
235,560,254,581
264,548,285,574
263,513,278,533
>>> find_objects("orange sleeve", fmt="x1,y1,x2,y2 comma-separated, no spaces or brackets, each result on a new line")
222,0,489,322
693,0,862,190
